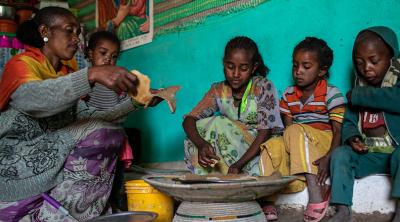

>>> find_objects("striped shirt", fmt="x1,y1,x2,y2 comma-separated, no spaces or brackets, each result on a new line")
280,79,345,131
86,83,128,110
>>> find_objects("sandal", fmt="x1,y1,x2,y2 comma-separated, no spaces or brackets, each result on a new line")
262,204,278,221
304,187,331,222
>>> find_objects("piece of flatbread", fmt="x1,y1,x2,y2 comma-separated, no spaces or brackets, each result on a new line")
130,70,153,106
129,70,181,113
154,85,181,113
210,159,219,168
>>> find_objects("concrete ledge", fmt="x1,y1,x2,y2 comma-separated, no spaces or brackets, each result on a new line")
276,175,395,214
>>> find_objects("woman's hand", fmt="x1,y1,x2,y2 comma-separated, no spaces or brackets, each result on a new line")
313,154,330,186
349,136,367,153
228,162,243,174
198,142,219,168
88,66,138,96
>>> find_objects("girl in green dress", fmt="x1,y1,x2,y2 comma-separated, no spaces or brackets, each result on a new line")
183,36,283,176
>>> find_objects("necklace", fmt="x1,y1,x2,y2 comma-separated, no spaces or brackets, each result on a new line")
232,90,244,100
232,95,242,101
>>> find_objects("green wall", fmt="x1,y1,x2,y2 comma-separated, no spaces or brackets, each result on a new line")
118,0,400,163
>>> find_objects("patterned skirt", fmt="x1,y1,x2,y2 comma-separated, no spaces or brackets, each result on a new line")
184,116,260,176
0,128,125,222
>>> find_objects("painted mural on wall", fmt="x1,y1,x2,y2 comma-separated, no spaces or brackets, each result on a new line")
97,0,153,50
153,0,268,35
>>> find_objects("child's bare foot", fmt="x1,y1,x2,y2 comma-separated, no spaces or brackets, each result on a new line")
259,201,278,221
305,174,324,203
327,205,351,222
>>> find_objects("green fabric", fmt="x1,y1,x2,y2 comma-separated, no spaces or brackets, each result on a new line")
184,116,260,176
362,133,394,154
353,26,399,70
330,146,400,206
366,26,400,58
353,26,399,83
343,26,400,145
240,79,253,114
219,83,258,127
116,16,147,41
368,146,394,154
344,58,400,145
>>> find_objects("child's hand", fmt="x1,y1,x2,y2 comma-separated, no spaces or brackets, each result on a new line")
198,143,220,168
349,136,367,153
228,162,243,174
313,155,330,186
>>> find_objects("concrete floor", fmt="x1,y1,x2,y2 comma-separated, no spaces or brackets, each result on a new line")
277,206,392,222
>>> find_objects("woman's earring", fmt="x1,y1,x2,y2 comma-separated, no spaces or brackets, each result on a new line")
43,37,49,43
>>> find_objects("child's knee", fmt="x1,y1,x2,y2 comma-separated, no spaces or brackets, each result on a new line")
261,136,283,149
283,124,304,137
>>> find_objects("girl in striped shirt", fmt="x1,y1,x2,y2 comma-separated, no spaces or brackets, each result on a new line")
259,37,345,222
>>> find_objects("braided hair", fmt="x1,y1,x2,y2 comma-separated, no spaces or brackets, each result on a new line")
224,36,269,77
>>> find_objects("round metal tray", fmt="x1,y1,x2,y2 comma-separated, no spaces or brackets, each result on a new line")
144,174,295,202
87,211,157,222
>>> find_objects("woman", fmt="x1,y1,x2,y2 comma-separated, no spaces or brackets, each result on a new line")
0,7,143,221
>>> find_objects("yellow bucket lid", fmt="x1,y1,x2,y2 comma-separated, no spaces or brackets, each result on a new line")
125,180,163,194
125,179,152,187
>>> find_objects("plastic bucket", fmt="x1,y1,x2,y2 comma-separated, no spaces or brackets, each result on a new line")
125,180,174,222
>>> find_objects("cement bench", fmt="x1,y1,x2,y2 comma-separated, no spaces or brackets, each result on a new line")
276,175,395,214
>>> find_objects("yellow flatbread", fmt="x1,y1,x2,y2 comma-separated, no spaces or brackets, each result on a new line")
129,70,181,113
129,70,153,106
